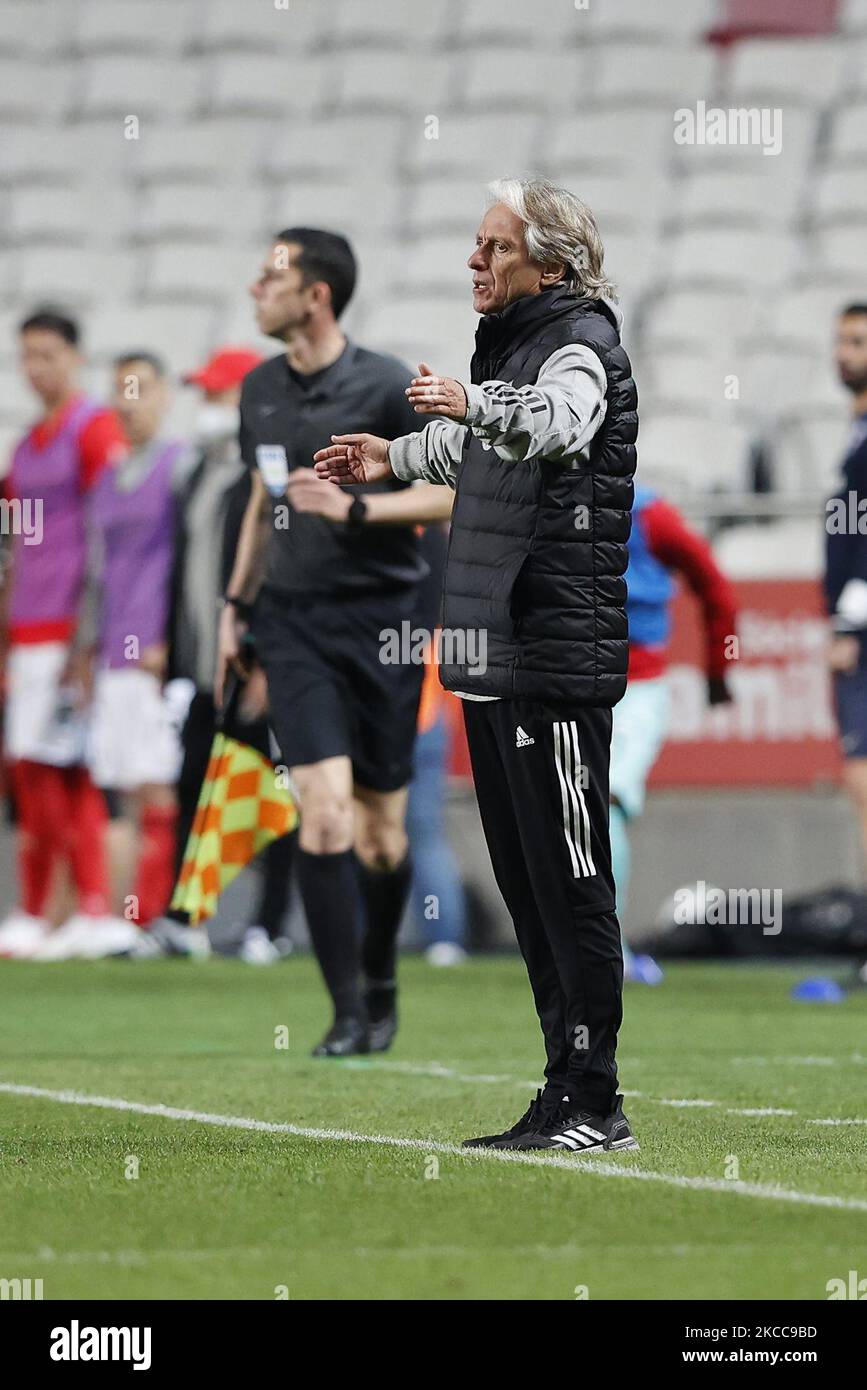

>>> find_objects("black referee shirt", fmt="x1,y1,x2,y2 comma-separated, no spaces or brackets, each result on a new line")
239,341,427,597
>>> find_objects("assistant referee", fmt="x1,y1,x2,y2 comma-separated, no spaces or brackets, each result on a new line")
217,227,452,1057
315,179,640,1153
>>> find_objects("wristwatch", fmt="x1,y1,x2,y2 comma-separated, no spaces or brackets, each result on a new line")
346,496,369,531
222,594,252,621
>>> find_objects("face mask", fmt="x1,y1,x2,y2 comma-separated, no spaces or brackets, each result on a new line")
195,403,240,443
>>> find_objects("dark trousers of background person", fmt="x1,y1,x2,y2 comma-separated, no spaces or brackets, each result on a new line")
461,697,623,1115
172,691,296,937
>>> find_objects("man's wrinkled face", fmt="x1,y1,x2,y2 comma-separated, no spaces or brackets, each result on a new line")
250,241,315,339
836,312,867,395
113,359,168,446
20,329,79,404
467,203,548,315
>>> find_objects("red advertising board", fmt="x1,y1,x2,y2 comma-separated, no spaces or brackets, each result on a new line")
447,578,843,788
649,578,842,787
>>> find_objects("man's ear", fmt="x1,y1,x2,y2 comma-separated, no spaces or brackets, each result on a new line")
540,263,567,287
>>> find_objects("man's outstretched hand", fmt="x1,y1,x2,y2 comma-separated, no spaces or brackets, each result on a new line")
406,361,468,419
313,432,392,484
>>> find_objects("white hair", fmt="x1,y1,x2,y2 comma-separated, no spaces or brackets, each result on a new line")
487,176,616,300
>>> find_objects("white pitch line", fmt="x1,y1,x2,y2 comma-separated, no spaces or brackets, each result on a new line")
341,1058,859,1126
2,1082,866,1214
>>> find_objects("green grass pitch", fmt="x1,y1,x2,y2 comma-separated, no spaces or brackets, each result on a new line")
0,956,865,1300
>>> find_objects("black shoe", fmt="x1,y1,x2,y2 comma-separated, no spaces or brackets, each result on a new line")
365,982,397,1054
311,1015,369,1058
462,1088,565,1149
510,1094,639,1154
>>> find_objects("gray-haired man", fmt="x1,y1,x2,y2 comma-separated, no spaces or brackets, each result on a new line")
314,178,639,1154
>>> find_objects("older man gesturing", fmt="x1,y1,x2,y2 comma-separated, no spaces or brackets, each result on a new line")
314,178,638,1155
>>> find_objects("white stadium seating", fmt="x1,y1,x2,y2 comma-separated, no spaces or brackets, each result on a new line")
0,4,863,519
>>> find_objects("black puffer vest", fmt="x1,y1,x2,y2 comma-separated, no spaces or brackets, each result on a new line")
441,285,637,706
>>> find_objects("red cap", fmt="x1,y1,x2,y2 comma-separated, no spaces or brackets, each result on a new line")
184,347,263,392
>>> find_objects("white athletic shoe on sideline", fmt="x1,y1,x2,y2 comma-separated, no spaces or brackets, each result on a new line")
32,914,142,961
238,925,280,965
425,942,469,967
0,910,50,959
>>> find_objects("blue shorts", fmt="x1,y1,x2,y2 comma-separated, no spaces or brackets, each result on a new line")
609,676,670,819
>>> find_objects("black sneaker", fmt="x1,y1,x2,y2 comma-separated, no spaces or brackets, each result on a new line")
365,982,397,1053
462,1088,566,1149
510,1094,639,1154
311,1015,369,1058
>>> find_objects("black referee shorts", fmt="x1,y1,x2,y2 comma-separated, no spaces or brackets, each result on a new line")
253,584,423,794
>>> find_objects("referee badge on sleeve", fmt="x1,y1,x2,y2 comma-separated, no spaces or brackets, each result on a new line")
256,443,290,496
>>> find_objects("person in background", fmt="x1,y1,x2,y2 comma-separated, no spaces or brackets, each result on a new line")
156,346,296,964
80,351,190,954
406,523,467,965
217,228,453,1054
825,305,867,880
611,484,737,984
0,309,126,960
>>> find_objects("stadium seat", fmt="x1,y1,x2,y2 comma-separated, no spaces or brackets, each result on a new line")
0,59,75,122
0,0,72,58
772,283,865,351
713,520,825,577
456,0,576,50
641,287,757,354
675,169,804,229
270,177,404,242
635,411,750,494
590,44,719,106
197,0,327,54
138,184,270,246
330,0,456,51
16,248,139,308
813,226,867,279
397,236,478,295
827,102,867,162
207,53,330,118
460,49,592,112
547,108,674,178
0,367,27,422
6,185,136,248
814,166,867,225
406,177,494,238
262,115,402,182
134,120,273,185
666,229,799,291
402,111,538,178
639,347,742,415
86,304,217,376
334,52,455,114
78,57,202,121
0,128,95,186
72,0,195,55
143,246,263,305
724,37,848,107
585,0,717,43
840,0,867,32
769,410,852,495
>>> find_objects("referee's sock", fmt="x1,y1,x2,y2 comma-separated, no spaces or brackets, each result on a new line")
296,848,364,1020
358,852,412,991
